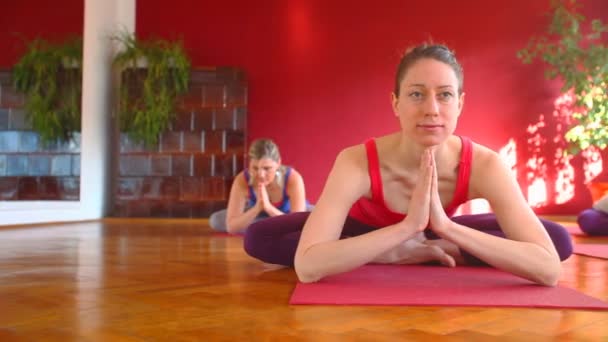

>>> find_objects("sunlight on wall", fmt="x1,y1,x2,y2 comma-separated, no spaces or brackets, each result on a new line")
554,161,575,204
525,114,548,207
499,138,517,178
518,91,603,208
456,90,604,214
552,92,576,204
453,198,491,215
582,148,603,184
527,178,548,207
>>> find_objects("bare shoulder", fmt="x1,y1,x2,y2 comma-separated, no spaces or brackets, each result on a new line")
333,144,368,177
286,167,303,179
319,143,370,202
469,142,513,198
286,167,304,186
232,171,249,190
471,142,502,167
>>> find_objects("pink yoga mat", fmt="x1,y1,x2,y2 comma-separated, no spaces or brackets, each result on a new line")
564,223,585,236
574,244,608,259
290,265,608,310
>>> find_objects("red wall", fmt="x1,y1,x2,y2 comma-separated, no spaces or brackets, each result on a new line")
2,0,607,214
0,1,84,66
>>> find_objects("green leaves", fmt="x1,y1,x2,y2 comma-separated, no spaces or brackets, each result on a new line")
518,0,608,155
13,38,82,144
112,32,191,147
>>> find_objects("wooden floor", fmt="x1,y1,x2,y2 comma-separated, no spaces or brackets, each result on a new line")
1,218,607,341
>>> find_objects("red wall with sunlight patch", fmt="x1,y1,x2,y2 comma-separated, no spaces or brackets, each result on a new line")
2,0,607,214
136,0,608,213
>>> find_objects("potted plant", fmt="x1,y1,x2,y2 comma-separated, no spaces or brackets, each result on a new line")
517,0,608,202
112,32,191,147
12,38,83,144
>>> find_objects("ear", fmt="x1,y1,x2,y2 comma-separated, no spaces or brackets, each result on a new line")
391,92,399,116
457,92,465,117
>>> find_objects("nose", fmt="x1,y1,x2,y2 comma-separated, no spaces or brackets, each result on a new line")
424,95,440,116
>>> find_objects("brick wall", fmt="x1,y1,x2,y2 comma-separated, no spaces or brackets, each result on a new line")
0,71,80,201
0,67,247,218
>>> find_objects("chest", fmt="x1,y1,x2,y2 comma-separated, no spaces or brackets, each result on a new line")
249,184,284,203
266,185,284,203
381,165,459,215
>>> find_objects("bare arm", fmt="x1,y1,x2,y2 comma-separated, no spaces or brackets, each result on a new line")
294,147,432,283
286,169,307,212
431,146,562,286
225,172,263,234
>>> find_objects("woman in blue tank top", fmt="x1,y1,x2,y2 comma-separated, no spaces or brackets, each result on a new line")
209,138,312,234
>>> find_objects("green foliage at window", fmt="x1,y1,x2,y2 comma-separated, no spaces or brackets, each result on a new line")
13,38,82,144
112,32,191,147
518,0,608,155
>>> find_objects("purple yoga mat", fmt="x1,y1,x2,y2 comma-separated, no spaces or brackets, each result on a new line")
290,265,608,310
574,244,608,259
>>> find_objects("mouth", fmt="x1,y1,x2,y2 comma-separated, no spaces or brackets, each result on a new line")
417,124,444,128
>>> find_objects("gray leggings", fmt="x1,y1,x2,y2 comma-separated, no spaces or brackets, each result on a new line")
209,209,264,233
209,204,315,233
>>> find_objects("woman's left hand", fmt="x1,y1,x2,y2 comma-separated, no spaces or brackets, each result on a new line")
257,183,272,212
429,153,453,235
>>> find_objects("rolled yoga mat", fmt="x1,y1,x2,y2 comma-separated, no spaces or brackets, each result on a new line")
290,265,608,310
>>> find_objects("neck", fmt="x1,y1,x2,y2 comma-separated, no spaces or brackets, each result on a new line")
392,134,448,170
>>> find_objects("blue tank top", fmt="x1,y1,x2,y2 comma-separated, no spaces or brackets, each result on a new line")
244,167,293,215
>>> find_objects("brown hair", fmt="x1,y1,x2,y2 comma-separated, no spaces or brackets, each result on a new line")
248,138,281,162
247,138,284,186
394,43,463,96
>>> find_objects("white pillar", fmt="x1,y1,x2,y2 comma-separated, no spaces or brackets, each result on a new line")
80,0,135,218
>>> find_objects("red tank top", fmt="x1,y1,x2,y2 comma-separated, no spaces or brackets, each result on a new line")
347,136,472,228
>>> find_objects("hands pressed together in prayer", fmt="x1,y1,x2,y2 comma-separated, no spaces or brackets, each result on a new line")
374,149,458,267
255,183,273,213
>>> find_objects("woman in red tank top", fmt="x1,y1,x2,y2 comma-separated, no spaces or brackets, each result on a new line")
244,43,572,286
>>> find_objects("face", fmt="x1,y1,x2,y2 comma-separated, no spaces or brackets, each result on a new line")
249,157,281,186
391,58,464,146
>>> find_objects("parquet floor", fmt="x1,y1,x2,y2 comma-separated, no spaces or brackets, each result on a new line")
0,218,607,341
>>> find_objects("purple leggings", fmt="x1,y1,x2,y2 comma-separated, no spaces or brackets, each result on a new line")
577,209,608,236
243,212,573,267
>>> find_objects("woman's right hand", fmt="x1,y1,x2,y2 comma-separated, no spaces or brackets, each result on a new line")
402,148,434,233
256,183,271,212
372,231,455,266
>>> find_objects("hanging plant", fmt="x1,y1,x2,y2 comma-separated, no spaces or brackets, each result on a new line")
12,38,82,144
517,0,608,155
112,32,191,147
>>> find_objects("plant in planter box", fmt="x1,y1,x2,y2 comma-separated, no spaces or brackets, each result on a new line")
112,32,191,147
518,0,608,203
517,0,608,156
12,38,83,144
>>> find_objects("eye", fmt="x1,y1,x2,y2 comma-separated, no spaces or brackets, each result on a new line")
408,91,424,100
438,92,454,101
